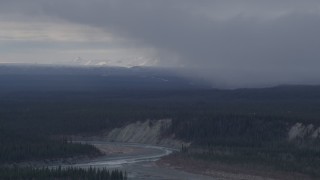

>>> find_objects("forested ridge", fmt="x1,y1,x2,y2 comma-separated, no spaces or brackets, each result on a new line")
1,85,320,177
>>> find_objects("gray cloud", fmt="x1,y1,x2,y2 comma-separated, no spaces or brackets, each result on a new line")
1,0,320,87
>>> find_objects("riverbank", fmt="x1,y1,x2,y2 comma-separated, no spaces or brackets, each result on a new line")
1,154,101,168
2,141,168,169
59,141,214,180
158,154,317,180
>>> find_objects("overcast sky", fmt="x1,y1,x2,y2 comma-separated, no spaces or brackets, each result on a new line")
1,0,320,87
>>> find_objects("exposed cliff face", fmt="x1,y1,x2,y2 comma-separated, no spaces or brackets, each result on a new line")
288,123,320,141
103,119,189,149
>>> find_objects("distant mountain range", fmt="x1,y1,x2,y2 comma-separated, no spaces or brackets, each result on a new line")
1,64,320,94
0,64,210,92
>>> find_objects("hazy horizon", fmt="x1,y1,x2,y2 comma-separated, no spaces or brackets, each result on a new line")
1,0,320,88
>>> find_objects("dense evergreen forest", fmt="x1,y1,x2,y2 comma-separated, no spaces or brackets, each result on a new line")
0,166,127,180
0,135,101,163
1,67,320,177
1,86,320,163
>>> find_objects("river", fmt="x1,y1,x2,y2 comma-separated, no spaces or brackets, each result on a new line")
61,141,214,180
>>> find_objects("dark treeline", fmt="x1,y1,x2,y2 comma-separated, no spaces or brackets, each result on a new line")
0,166,127,180
2,88,320,135
1,86,320,176
168,112,320,176
0,135,100,163
169,114,288,147
1,88,320,162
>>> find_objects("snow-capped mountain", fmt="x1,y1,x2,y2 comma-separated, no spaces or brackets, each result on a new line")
71,57,156,67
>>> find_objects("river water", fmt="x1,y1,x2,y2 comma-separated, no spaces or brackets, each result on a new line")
61,141,214,180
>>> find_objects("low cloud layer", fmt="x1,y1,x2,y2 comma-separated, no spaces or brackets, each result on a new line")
1,0,320,87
